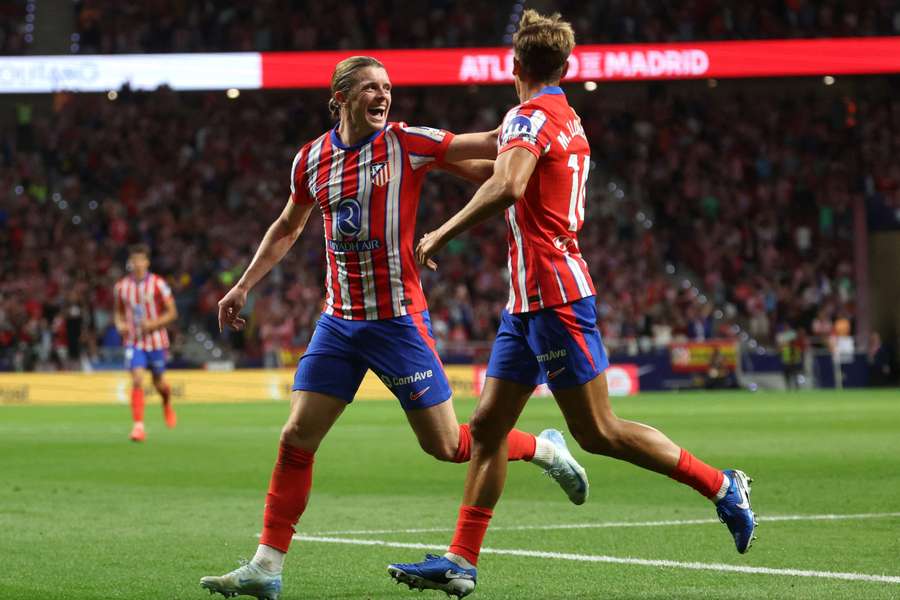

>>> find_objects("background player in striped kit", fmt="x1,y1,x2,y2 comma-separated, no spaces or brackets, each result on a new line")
389,10,756,598
113,244,178,442
199,56,588,600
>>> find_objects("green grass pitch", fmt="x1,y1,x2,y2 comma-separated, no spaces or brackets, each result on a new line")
2,389,899,599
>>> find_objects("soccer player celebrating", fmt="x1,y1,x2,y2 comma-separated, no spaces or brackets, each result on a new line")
388,11,757,598
113,244,178,442
200,56,587,600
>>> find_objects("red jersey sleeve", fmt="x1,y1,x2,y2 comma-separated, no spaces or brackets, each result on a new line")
155,276,173,301
394,123,455,171
498,105,552,159
289,146,314,205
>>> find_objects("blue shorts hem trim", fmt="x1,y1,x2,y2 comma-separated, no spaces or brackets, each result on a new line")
483,369,540,389
291,384,355,404
400,393,452,412
546,365,607,391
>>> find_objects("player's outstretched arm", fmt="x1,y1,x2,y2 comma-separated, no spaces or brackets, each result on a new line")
218,197,314,331
416,146,537,270
443,127,501,162
438,159,495,184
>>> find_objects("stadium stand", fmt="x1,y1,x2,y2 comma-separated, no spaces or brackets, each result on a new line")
66,0,900,55
70,0,512,53
3,77,889,370
0,0,27,55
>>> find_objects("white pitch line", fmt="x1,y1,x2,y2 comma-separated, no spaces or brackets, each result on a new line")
295,535,900,585
310,511,900,536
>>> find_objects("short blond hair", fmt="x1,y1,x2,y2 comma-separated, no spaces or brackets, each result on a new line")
512,9,575,83
328,56,385,119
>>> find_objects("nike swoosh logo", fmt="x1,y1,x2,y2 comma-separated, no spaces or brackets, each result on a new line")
444,569,474,580
409,386,431,402
736,498,750,510
547,367,566,380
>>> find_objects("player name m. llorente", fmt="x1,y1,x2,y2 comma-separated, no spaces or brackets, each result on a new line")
555,118,586,151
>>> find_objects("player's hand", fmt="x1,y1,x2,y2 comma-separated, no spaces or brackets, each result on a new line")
218,286,248,332
415,230,444,271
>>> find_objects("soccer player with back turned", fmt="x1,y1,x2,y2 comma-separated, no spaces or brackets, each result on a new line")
388,10,757,598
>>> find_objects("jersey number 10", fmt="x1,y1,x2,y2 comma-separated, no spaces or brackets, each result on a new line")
567,154,590,232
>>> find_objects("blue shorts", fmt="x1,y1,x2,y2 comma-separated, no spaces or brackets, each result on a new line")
486,296,608,391
293,311,452,410
126,346,167,376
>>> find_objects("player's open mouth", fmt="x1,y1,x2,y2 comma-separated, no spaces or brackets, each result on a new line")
368,106,387,118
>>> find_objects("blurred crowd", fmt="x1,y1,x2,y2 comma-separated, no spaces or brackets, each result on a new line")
70,0,510,54
556,0,900,43
0,0,27,55
62,0,900,56
3,78,894,370
2,1,899,57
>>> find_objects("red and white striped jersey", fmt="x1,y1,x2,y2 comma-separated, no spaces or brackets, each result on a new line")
497,86,596,314
114,273,173,350
290,122,454,320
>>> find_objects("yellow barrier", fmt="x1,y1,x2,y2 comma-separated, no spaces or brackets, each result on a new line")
0,366,479,406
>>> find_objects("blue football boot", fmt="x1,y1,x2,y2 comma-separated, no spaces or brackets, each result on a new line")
388,554,476,598
716,469,758,553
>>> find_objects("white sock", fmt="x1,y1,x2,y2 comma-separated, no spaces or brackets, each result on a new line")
444,552,475,570
530,436,556,470
713,473,731,502
251,544,285,574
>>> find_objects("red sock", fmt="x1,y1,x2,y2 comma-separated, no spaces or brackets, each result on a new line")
453,424,536,462
506,429,536,461
130,387,144,422
159,383,171,406
259,442,315,552
669,448,724,499
448,505,493,566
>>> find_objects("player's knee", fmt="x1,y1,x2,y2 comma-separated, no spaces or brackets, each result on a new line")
419,438,458,462
571,419,625,457
279,420,320,452
468,413,506,451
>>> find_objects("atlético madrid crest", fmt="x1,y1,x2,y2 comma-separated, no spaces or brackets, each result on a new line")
371,162,392,187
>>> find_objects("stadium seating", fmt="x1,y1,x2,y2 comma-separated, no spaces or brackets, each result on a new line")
2,79,883,370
